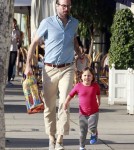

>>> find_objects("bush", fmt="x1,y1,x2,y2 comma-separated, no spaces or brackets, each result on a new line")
109,8,134,69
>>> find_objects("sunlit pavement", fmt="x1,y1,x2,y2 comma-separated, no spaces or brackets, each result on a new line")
4,76,134,150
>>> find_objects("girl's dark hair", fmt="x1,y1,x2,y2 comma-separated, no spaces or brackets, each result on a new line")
82,67,96,83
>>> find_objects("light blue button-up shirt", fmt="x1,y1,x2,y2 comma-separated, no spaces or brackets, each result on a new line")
36,15,79,65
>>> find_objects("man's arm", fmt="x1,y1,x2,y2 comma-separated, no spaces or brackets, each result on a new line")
24,34,40,75
74,37,83,58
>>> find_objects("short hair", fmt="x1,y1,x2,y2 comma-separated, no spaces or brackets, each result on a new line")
56,0,71,4
13,18,17,24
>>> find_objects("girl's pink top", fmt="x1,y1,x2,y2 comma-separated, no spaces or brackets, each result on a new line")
69,82,100,116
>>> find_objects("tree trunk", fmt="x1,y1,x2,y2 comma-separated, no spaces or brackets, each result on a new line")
89,36,94,56
0,0,14,149
88,24,95,58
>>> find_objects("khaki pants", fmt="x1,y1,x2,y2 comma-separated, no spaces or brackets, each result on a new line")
42,64,74,135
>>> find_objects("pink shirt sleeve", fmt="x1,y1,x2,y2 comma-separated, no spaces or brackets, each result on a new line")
69,84,79,97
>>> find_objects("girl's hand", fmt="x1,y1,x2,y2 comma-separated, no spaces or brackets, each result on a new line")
63,103,68,111
63,95,72,111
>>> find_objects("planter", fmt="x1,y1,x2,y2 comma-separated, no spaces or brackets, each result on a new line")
108,64,134,114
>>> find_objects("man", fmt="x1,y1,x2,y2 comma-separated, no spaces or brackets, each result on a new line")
24,0,82,149
7,18,20,85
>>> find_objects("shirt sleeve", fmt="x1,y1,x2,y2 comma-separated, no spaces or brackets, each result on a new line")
74,19,79,37
69,84,79,97
36,19,48,39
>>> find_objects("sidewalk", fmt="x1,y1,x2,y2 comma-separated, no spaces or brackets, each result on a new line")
4,76,134,150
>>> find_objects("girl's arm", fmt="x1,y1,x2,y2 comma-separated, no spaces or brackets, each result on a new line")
97,95,101,107
63,95,72,110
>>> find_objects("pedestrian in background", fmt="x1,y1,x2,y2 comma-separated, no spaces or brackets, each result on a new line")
7,18,20,86
11,26,23,80
24,0,83,149
63,67,100,150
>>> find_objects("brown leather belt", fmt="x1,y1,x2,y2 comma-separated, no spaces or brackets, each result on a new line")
45,63,73,68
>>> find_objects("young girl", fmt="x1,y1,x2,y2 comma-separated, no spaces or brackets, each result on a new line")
63,67,100,150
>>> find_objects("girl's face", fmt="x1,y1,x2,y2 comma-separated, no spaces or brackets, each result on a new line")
81,70,93,85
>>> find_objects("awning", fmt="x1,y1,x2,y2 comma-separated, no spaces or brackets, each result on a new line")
31,0,56,37
14,0,31,14
14,0,31,6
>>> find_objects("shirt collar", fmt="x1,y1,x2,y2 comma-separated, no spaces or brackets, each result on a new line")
56,14,72,22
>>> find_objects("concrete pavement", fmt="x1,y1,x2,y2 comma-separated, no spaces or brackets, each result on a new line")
4,76,134,150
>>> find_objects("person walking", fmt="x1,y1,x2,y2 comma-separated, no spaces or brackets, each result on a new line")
63,67,101,150
24,0,82,149
7,18,20,85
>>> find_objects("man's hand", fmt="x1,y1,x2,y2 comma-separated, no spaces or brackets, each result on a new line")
24,64,33,75
24,34,40,76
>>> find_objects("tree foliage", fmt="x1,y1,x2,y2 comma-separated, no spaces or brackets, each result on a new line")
109,8,134,69
71,0,116,38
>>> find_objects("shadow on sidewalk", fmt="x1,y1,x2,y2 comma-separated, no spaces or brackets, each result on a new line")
5,84,23,96
4,103,80,114
4,104,27,113
7,137,131,149
5,91,23,96
6,138,49,148
6,138,80,148
4,104,120,114
6,138,103,148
